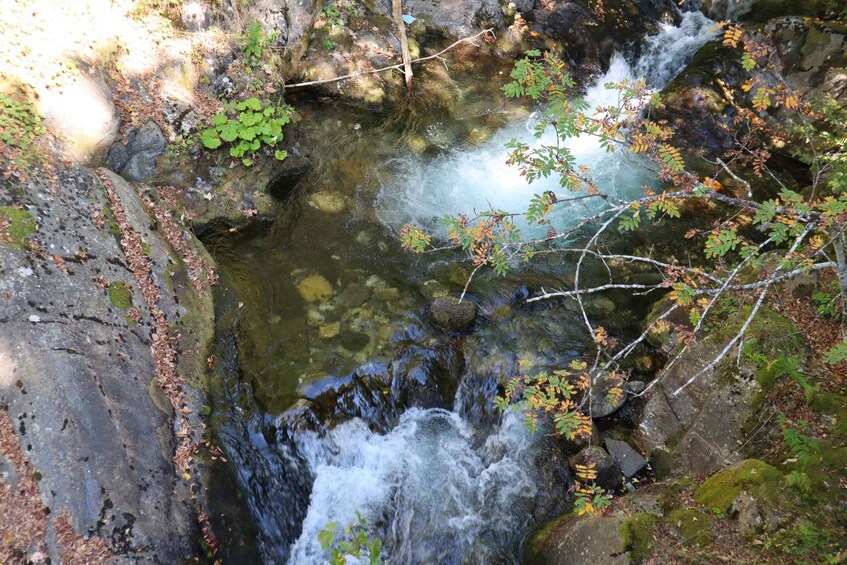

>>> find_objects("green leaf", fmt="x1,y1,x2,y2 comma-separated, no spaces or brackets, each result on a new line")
274,149,288,161
218,121,239,142
200,128,221,149
211,113,228,126
318,523,337,550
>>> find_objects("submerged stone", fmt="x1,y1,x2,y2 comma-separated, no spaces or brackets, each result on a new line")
429,296,478,333
297,274,333,302
307,190,346,213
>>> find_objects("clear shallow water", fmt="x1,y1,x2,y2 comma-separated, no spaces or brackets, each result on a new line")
210,11,717,564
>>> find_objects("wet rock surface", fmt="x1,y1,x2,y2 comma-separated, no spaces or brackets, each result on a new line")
428,295,478,333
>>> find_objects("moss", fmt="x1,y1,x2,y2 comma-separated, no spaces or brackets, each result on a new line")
695,459,783,513
620,512,660,562
0,206,36,247
108,281,133,309
524,513,573,561
658,478,697,514
810,392,847,416
649,448,674,480
667,508,714,546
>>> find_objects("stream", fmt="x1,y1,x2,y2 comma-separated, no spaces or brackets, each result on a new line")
207,11,717,564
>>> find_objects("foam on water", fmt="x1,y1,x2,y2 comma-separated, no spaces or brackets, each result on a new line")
375,11,717,237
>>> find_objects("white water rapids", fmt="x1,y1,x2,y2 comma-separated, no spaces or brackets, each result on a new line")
281,12,717,564
376,11,717,238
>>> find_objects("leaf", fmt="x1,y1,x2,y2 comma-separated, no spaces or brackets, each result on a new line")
218,121,239,142
200,128,221,149
242,158,253,166
211,113,228,126
274,149,288,161
318,523,337,550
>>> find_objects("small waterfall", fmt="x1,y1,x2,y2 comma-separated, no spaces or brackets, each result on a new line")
288,409,540,564
217,12,719,564
375,11,717,237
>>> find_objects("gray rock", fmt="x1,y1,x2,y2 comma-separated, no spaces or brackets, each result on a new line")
336,283,372,309
525,514,627,565
404,0,503,36
111,121,166,182
635,338,761,476
569,446,621,491
604,438,648,478
429,296,477,333
0,159,210,561
589,373,627,418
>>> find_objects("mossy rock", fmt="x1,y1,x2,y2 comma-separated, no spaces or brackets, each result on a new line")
108,281,133,309
429,296,477,333
0,206,36,247
810,392,847,416
658,478,697,514
620,512,660,562
695,459,783,513
667,508,714,546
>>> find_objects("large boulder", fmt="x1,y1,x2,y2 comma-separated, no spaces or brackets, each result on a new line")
635,337,762,476
0,158,213,560
524,513,628,565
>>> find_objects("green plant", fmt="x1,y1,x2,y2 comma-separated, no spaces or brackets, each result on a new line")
243,21,279,69
323,37,337,50
199,97,291,166
318,511,382,564
778,415,820,468
0,93,46,181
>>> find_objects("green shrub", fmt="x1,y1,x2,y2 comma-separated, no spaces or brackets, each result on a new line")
199,98,291,166
243,21,279,69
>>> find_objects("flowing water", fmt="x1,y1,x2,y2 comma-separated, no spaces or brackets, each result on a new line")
209,11,717,564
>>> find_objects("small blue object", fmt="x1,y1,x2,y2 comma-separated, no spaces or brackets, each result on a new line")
402,14,416,24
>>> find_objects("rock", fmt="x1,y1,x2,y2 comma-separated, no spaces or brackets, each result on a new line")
559,421,602,454
731,492,780,535
604,438,648,478
404,0,503,36
297,274,333,302
419,279,449,300
340,331,370,352
636,330,767,476
336,284,372,309
307,190,346,213
524,513,627,565
694,459,783,513
625,380,647,395
390,344,465,410
589,373,627,418
108,121,166,182
429,296,478,333
372,287,400,302
569,446,621,491
39,68,120,165
319,322,340,339
0,160,210,561
181,0,212,31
